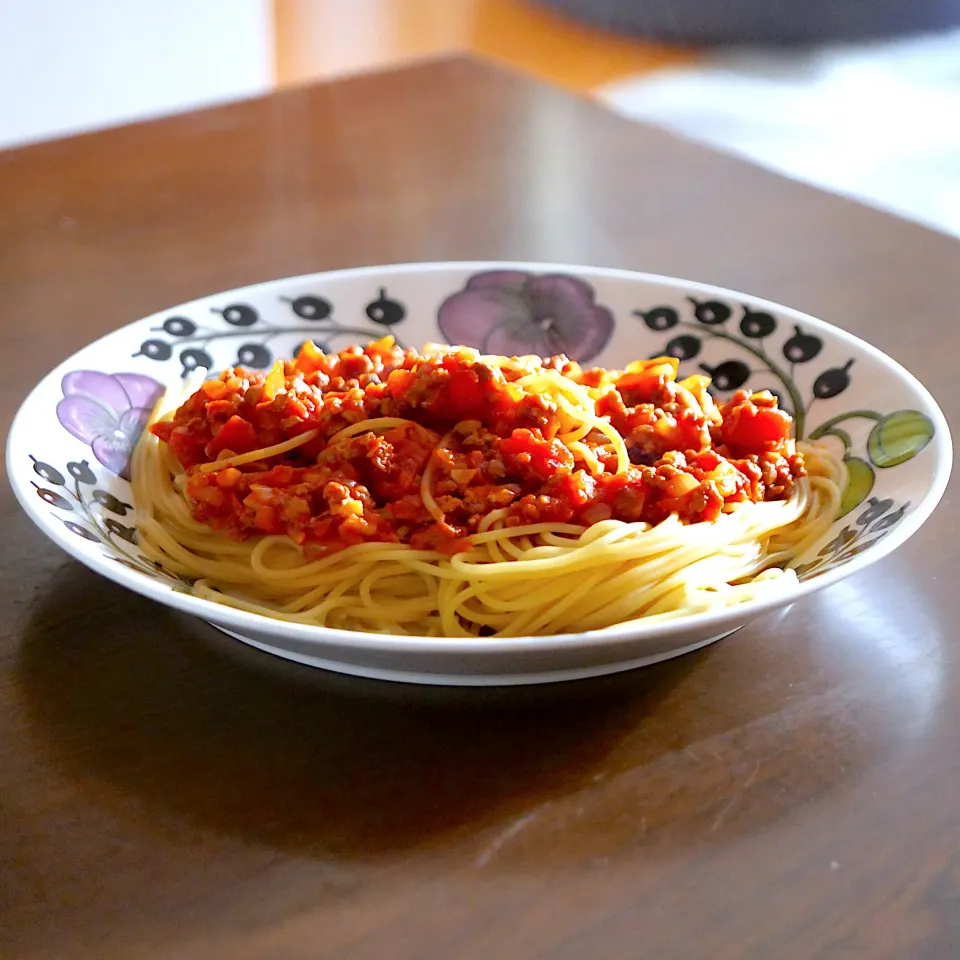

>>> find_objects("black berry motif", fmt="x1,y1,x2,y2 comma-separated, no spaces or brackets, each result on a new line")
162,316,197,337
632,287,936,584
30,457,65,485
180,347,213,376
687,297,731,326
646,295,808,435
215,303,258,327
63,520,100,542
636,307,679,331
782,324,823,364
30,455,194,586
34,486,73,510
820,526,857,556
739,307,776,339
857,497,893,526
135,339,173,361
135,288,407,365
104,519,138,543
236,343,272,368
67,460,96,484
645,295,937,472
92,490,131,515
285,295,333,321
699,360,750,392
664,335,701,361
366,288,406,326
813,359,854,400
794,495,911,580
871,504,908,531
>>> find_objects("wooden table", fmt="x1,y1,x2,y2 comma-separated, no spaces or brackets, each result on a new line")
1,58,958,960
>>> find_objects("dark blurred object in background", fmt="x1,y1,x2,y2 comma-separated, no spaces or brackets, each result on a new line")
536,0,960,45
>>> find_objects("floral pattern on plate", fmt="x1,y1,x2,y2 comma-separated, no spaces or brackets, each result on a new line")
56,371,165,480
636,294,937,576
23,268,943,599
438,271,614,362
28,454,189,586
132,289,410,377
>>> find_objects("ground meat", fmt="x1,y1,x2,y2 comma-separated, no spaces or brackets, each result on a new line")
153,338,804,554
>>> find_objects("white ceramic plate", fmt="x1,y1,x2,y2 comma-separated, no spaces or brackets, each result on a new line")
7,263,951,685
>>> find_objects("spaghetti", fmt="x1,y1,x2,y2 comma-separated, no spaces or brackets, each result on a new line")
132,338,842,637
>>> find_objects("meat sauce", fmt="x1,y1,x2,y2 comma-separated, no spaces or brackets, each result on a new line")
151,338,803,556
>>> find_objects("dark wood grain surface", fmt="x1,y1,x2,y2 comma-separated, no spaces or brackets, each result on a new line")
1,57,957,960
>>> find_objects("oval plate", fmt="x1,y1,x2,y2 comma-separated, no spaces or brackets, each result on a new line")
6,263,952,685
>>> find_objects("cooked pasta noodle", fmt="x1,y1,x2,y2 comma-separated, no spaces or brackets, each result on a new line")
132,339,842,637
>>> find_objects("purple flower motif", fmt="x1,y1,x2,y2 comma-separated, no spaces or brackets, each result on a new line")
56,371,165,480
437,271,615,362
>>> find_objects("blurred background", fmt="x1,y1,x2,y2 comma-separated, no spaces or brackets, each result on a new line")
3,0,960,236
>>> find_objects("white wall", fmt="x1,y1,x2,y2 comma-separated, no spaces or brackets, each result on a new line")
0,0,274,149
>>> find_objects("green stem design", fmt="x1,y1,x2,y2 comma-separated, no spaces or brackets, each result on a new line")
808,410,882,440
69,473,162,578
161,324,402,347
815,426,853,455
680,323,808,438
73,478,117,550
66,477,109,543
63,480,84,507
47,464,184,583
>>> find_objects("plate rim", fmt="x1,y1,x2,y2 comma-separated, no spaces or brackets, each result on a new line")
212,625,740,685
7,260,953,657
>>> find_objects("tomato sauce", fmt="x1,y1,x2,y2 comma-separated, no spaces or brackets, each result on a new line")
151,338,803,556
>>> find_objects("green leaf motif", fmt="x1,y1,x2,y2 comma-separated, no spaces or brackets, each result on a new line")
838,456,875,518
867,410,934,468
